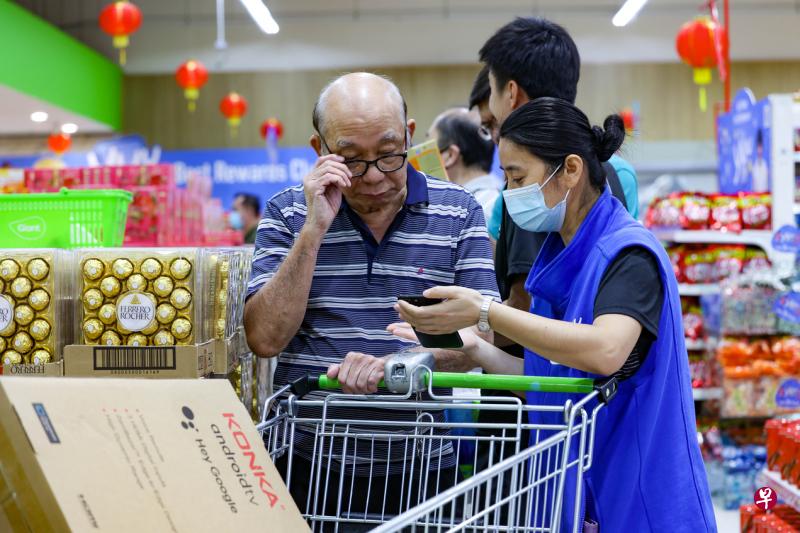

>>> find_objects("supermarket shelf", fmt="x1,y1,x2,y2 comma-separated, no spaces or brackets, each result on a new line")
693,388,723,401
679,283,720,296
758,469,800,512
685,339,708,351
653,229,775,248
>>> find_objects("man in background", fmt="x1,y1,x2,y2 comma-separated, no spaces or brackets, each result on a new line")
427,107,499,222
231,192,261,244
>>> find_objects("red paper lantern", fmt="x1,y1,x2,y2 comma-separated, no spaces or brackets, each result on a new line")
98,1,142,66
620,107,635,133
220,92,248,135
676,16,727,112
48,133,71,156
175,60,209,112
260,118,283,140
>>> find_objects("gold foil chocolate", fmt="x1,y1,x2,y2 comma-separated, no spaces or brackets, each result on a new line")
0,279,4,293
100,276,121,298
28,288,51,311
98,304,117,325
2,350,22,365
83,319,103,340
83,258,105,281
153,276,174,298
141,320,159,335
0,316,15,338
13,305,34,327
83,289,104,311
169,258,192,280
171,318,192,340
29,319,51,341
127,334,148,347
12,332,33,354
141,258,162,280
101,331,122,346
31,349,51,364
26,258,50,281
0,336,5,353
153,330,175,346
0,259,20,281
170,288,192,310
126,274,147,292
10,277,32,299
156,303,177,324
112,258,134,280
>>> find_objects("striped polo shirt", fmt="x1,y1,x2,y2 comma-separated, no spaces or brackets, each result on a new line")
247,164,499,473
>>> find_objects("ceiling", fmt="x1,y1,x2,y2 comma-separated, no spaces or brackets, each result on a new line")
0,84,112,136
14,0,800,74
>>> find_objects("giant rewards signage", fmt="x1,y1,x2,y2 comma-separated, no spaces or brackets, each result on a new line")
159,147,317,209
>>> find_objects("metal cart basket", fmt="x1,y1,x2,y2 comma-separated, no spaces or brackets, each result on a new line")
257,352,616,532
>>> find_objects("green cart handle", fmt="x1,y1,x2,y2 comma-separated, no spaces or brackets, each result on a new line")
290,372,617,403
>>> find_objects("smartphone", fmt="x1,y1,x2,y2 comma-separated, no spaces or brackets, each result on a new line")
397,295,464,349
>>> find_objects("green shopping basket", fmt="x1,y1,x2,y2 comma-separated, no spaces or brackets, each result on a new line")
0,189,132,248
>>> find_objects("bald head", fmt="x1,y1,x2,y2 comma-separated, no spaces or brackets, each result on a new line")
312,72,407,141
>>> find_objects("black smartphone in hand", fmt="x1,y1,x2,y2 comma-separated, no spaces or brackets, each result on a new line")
397,295,464,349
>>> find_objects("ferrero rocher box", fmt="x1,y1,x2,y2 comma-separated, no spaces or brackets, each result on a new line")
0,377,308,532
0,249,72,368
75,248,208,349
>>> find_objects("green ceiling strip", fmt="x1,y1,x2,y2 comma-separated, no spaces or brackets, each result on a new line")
0,0,122,130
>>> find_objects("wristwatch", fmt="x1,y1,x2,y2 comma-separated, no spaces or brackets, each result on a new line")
477,296,493,333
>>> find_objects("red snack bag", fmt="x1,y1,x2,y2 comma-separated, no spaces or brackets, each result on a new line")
713,245,745,282
679,192,710,230
709,194,741,233
667,245,686,283
684,246,713,284
683,305,705,340
740,192,772,230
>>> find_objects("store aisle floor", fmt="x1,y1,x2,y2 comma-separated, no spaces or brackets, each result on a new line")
715,504,739,532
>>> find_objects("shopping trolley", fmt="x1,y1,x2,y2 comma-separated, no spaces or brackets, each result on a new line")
257,352,616,532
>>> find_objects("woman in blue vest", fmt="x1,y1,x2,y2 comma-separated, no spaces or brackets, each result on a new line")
393,97,716,532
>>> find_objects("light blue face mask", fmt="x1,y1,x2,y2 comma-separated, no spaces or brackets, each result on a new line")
502,164,567,233
229,210,244,230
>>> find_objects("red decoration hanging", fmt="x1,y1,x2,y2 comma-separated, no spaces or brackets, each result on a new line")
260,118,283,140
175,60,209,112
620,108,636,133
98,1,142,66
48,133,71,156
675,16,727,112
219,92,248,136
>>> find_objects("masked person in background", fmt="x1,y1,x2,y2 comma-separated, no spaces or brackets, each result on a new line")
231,192,261,244
392,98,715,532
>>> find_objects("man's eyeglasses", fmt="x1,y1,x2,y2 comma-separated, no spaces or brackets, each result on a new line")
319,135,408,178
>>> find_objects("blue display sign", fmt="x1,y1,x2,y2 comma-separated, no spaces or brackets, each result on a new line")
776,378,800,410
774,292,800,324
716,88,772,194
773,225,800,253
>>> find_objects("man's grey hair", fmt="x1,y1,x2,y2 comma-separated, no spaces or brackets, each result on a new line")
311,73,408,139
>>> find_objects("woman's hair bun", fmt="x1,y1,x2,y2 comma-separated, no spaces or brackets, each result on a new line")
592,114,625,163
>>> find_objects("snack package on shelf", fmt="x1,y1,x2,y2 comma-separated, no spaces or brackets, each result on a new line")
0,250,71,370
709,194,742,233
682,303,705,340
712,245,745,282
684,245,715,284
722,280,779,336
679,192,711,230
75,248,207,347
645,195,682,229
739,192,772,231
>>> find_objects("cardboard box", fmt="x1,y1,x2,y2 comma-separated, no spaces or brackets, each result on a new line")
64,342,214,378
0,377,308,532
0,362,63,377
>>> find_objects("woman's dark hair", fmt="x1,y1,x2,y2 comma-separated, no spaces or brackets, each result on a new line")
499,97,625,191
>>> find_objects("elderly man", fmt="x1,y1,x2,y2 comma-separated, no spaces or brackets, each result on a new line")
244,72,498,523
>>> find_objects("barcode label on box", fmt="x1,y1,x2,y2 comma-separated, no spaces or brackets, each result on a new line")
93,347,176,370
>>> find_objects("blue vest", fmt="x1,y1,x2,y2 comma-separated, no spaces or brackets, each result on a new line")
523,188,716,532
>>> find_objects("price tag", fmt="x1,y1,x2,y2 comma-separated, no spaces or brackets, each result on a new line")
774,292,800,324
776,378,800,410
772,225,800,253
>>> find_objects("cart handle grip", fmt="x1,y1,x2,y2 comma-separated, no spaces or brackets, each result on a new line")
291,373,617,402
